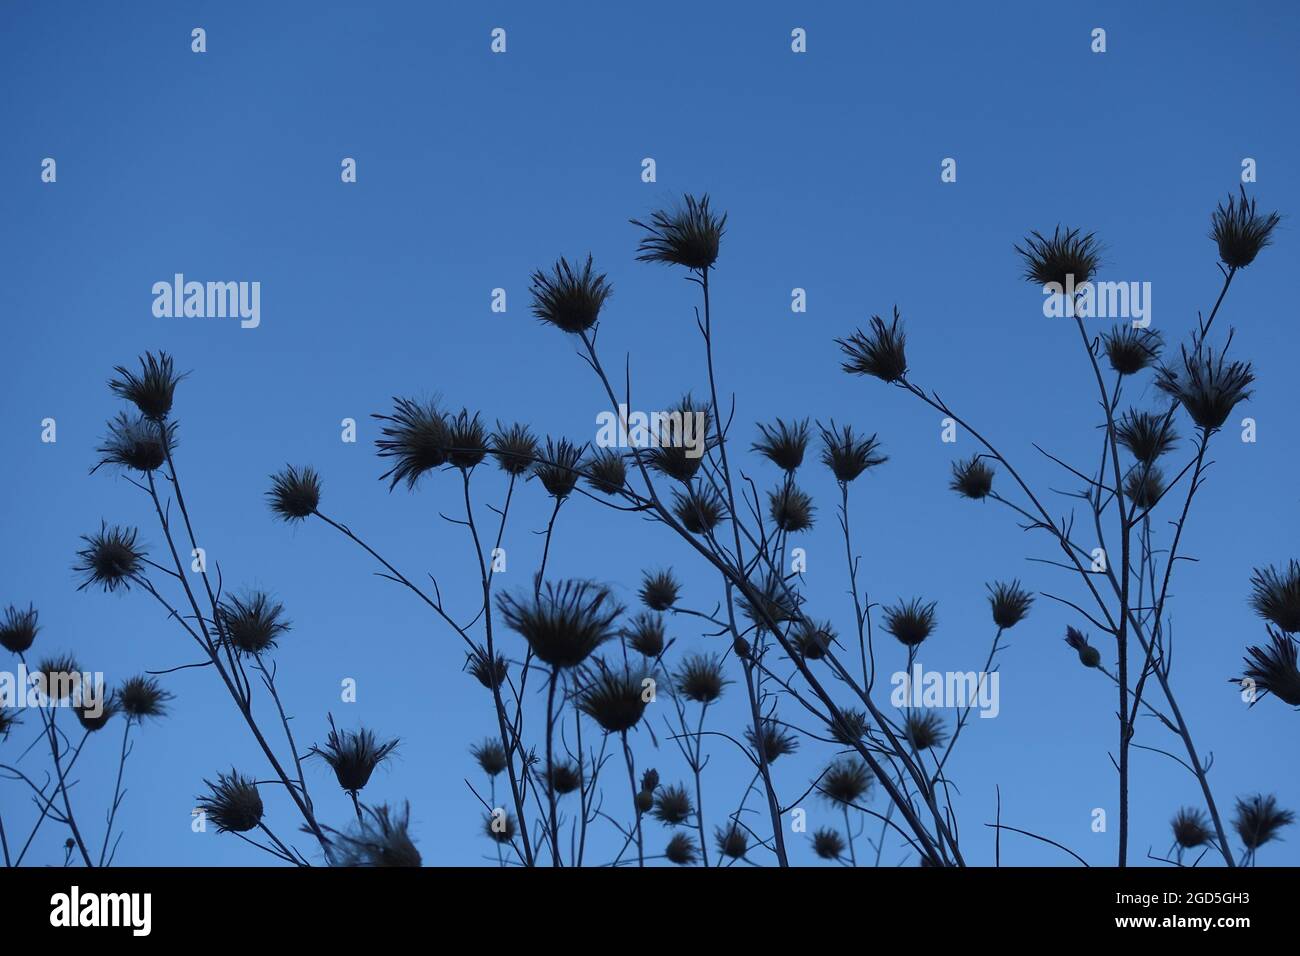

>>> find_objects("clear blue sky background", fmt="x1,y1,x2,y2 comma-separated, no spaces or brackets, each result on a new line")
2,1,1297,867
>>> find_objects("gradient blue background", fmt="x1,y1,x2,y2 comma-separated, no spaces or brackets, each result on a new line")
2,0,1297,866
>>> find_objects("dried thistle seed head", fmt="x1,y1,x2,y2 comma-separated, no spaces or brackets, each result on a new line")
1237,629,1300,707
883,598,937,647
793,619,836,660
828,707,870,745
753,418,811,472
109,351,186,421
470,738,508,777
768,483,816,533
530,254,612,333
665,832,699,865
837,307,908,383
1211,187,1281,269
491,422,538,477
1123,465,1166,512
631,194,725,270
335,803,421,867
483,810,518,844
218,592,290,656
745,720,799,763
812,827,846,860
671,485,728,536
715,824,749,860
1115,410,1179,465
196,770,264,833
950,456,995,500
624,611,666,657
35,655,81,702
1171,807,1212,849
819,757,873,806
634,790,654,814
652,784,694,825
1155,344,1255,431
466,646,508,690
1249,561,1300,633
1065,626,1102,668
0,604,38,654
267,465,321,522
903,711,948,751
818,421,887,482
1104,326,1164,376
641,768,659,795
578,660,650,733
92,414,176,474
532,437,585,499
674,652,728,704
445,408,489,469
540,761,582,796
497,580,622,669
118,675,172,719
1233,793,1294,851
987,580,1034,630
737,574,799,634
639,569,680,612
373,397,450,490
584,448,627,495
311,722,399,794
74,524,145,593
76,693,119,733
649,395,711,482
1015,225,1102,288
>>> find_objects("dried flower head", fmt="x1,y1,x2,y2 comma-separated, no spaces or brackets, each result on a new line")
484,810,518,844
1211,187,1281,269
445,409,489,469
1172,807,1212,849
578,660,650,733
1104,326,1164,376
491,422,538,476
1065,626,1102,668
837,308,908,383
793,619,836,660
639,569,680,612
768,483,816,533
1233,793,1294,851
470,738,508,777
311,720,399,794
374,397,449,490
530,254,612,333
648,396,711,483
1115,410,1179,465
540,761,583,796
883,598,937,647
625,611,666,658
671,485,727,536
737,573,799,632
267,465,321,522
218,592,290,656
118,675,172,719
828,707,870,745
1236,629,1300,707
196,770,264,833
903,711,948,751
812,828,846,860
674,653,728,704
584,449,627,495
533,437,585,499
109,351,186,421
1123,465,1165,512
753,418,811,472
652,784,694,825
819,757,873,806
1156,343,1254,431
715,824,749,860
631,194,725,270
1015,225,1101,288
76,693,119,733
1249,561,1300,633
74,523,145,593
35,655,81,702
93,414,176,474
0,604,38,654
335,803,421,867
665,832,699,865
950,456,994,500
819,421,887,482
466,646,508,690
988,580,1034,630
745,720,799,763
497,580,622,669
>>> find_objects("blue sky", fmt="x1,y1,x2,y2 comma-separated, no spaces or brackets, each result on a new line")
1,0,1297,866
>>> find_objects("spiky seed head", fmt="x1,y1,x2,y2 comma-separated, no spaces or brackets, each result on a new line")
641,768,659,793
950,456,995,500
484,810,518,844
218,592,290,656
541,762,582,796
1233,793,1294,851
470,738,508,777
108,351,186,421
648,395,711,483
768,483,816,533
818,421,887,483
466,646,508,690
373,397,450,490
745,720,799,763
118,675,172,719
1123,465,1166,512
674,653,728,704
1155,343,1254,431
1115,410,1179,465
819,757,873,807
1249,561,1300,633
578,660,650,733
737,574,799,633
625,612,666,658
1104,326,1164,376
93,414,176,474
533,437,585,499
529,254,612,333
671,485,728,536
1172,807,1212,849
1015,225,1101,288
445,409,489,469
35,655,81,702
584,449,627,495
665,832,699,865
828,707,870,745
1065,626,1102,668
74,523,145,593
311,722,399,794
491,422,538,476
1237,629,1300,707
0,604,38,654
631,194,725,270
639,569,680,611
883,598,937,647
903,711,948,751
652,784,694,825
812,828,846,860
988,580,1034,630
793,619,836,660
335,803,421,867
196,770,264,833
76,693,119,733
753,418,811,472
1211,187,1281,269
715,824,749,860
837,307,908,383
267,465,321,521
497,580,622,669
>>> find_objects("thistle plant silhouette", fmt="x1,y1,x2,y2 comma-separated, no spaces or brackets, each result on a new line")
1,190,1293,869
